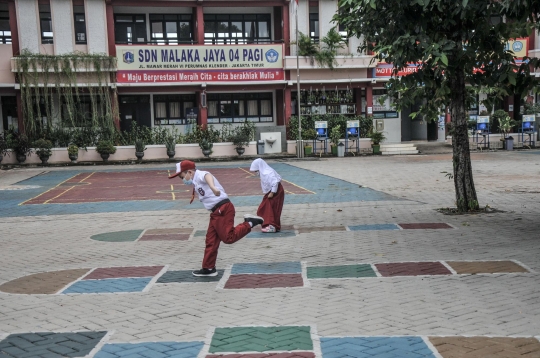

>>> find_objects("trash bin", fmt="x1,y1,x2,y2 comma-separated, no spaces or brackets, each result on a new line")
257,140,265,154
337,142,345,157
505,136,513,151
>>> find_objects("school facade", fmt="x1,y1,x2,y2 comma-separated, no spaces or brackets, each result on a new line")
0,0,539,143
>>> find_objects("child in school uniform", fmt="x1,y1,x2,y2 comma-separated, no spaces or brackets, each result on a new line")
249,158,285,233
169,160,264,277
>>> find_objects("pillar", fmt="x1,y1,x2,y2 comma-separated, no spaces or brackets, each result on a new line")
284,87,291,126
105,0,115,56
195,5,204,45
197,91,207,126
8,0,19,56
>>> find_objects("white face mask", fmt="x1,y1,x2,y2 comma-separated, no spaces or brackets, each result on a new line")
254,171,260,176
182,171,193,185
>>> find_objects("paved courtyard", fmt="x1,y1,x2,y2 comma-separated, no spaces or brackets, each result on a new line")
0,150,539,357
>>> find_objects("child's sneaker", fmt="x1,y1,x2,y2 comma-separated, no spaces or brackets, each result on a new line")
244,214,264,227
192,268,218,277
261,225,276,233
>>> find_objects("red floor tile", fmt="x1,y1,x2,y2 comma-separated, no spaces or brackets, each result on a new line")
224,274,304,289
207,353,315,358
375,262,452,277
83,266,164,279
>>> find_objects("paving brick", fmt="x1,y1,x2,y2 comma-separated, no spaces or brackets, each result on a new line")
320,337,436,358
445,261,529,274
297,226,346,234
94,341,204,358
224,274,304,289
206,353,315,358
83,266,164,280
348,224,400,231
398,223,453,230
375,262,452,277
90,230,143,242
209,326,312,353
0,269,89,294
139,233,190,241
307,264,376,279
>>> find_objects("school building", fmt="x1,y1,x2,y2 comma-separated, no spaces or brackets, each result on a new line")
0,0,539,143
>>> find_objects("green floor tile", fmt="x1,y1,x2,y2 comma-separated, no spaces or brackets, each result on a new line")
209,326,312,353
307,264,376,279
90,230,144,242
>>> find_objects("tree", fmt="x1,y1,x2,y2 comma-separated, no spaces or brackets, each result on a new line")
334,0,540,212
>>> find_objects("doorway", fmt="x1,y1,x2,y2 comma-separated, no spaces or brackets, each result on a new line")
1,96,17,131
118,95,151,132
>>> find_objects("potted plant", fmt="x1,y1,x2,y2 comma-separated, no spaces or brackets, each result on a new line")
307,91,316,105
96,140,116,162
232,131,250,156
329,126,342,155
12,133,32,164
492,110,517,150
302,128,317,155
34,138,53,165
67,144,79,163
165,135,176,159
199,138,213,157
0,134,8,164
135,139,146,161
369,129,386,154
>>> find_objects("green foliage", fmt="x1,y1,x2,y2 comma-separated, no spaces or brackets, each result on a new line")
12,133,33,156
287,114,372,140
165,136,176,152
120,122,170,146
135,139,146,152
67,144,79,156
96,140,116,155
302,128,317,141
368,130,386,145
296,29,344,69
523,102,540,115
33,138,53,157
184,125,220,147
492,110,517,137
230,121,256,148
329,126,342,146
0,134,8,156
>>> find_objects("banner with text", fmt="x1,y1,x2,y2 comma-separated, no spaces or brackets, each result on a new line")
116,44,284,83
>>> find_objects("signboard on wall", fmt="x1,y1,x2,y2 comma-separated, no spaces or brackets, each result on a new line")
116,44,284,83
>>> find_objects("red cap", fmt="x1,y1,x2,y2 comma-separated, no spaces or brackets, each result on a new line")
168,160,196,179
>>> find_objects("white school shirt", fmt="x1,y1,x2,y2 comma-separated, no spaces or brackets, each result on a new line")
192,170,229,210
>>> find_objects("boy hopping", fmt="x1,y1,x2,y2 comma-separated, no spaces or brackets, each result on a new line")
169,160,264,276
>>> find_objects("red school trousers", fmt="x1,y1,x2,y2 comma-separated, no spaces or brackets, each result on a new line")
256,182,284,231
202,201,251,269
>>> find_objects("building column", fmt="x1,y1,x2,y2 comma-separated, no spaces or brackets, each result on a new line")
282,4,290,56
8,0,19,56
365,86,373,115
111,89,120,131
355,85,363,115
105,0,115,56
276,89,284,126
284,87,291,126
505,96,514,119
195,5,204,45
197,91,207,126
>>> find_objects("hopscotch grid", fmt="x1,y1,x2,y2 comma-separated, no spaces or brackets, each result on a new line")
301,261,311,288
55,268,96,295
84,330,115,358
143,265,169,292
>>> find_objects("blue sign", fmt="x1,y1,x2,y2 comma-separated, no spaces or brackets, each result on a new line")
123,51,134,64
265,49,279,63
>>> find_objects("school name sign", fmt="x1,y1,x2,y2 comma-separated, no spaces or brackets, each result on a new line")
116,44,284,83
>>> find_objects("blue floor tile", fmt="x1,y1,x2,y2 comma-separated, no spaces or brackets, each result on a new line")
94,341,204,358
321,337,435,358
61,277,152,294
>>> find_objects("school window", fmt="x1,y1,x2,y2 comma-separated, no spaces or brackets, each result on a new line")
0,9,11,44
73,6,87,44
309,12,319,43
372,89,398,118
115,14,146,44
154,94,196,125
40,5,53,44
203,14,271,45
150,14,193,44
207,93,273,123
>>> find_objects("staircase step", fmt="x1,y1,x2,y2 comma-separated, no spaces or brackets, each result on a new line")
381,149,419,155
380,144,416,149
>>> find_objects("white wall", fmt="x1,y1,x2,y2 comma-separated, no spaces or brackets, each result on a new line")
319,0,336,44
375,117,401,143
51,0,74,54
16,0,40,52
86,0,108,54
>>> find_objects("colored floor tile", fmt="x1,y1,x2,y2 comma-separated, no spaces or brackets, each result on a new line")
194,230,207,237
90,230,144,242
321,337,436,358
307,264,376,279
0,269,90,294
83,266,164,279
445,261,529,274
375,262,452,277
296,226,346,234
156,270,224,283
145,228,194,235
251,225,296,232
224,274,304,289
398,223,453,229
139,233,191,241
209,326,313,353
428,336,540,358
94,341,204,358
207,353,315,358
61,277,152,294
231,262,302,274
348,224,400,231
0,331,107,358
246,230,297,239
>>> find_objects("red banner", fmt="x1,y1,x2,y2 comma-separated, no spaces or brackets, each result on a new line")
374,63,419,77
117,69,284,83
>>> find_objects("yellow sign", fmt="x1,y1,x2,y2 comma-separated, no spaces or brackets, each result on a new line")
506,38,528,57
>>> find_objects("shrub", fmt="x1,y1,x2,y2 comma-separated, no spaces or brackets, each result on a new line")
96,140,116,155
34,138,53,157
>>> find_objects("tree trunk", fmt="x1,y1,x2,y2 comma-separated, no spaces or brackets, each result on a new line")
450,71,479,212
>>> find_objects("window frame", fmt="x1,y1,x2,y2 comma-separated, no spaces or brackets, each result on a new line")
114,14,147,44
73,6,87,45
153,94,196,125
309,12,319,43
39,7,53,44
149,14,193,45
203,14,271,45
0,11,11,44
372,89,398,118
207,92,273,123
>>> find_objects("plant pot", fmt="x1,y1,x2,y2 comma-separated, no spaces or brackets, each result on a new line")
135,151,144,161
39,155,49,165
235,147,245,156
331,145,338,156
100,153,110,162
69,154,78,163
201,149,212,157
372,144,381,155
167,150,175,159
304,146,313,155
0,154,3,164
16,153,26,163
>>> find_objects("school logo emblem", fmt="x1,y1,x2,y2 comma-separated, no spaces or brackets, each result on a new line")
123,50,135,64
265,49,279,63
198,188,206,196
512,41,523,53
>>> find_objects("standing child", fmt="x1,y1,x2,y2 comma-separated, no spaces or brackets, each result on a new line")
169,160,264,276
249,158,285,233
